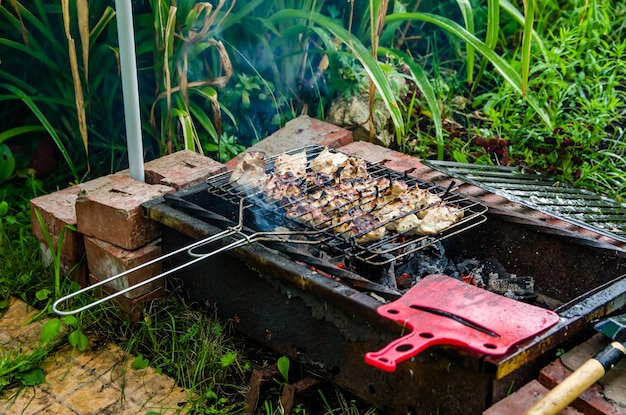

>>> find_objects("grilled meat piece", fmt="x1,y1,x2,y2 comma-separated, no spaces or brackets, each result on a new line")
332,207,387,243
339,157,369,181
228,152,267,187
310,147,349,175
284,200,330,227
374,200,417,230
264,173,303,201
274,149,307,179
399,187,442,213
415,205,464,235
395,214,421,234
309,189,357,213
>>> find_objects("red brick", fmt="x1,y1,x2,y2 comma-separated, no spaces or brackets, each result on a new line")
483,380,583,415
538,335,626,415
456,184,489,198
480,192,521,208
85,237,163,299
38,241,89,287
144,150,225,190
88,274,165,322
76,175,173,250
30,186,85,262
338,141,403,163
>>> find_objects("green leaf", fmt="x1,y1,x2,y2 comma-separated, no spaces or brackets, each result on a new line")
131,354,150,370
277,356,290,382
220,351,237,368
205,389,218,400
0,144,15,182
380,47,445,160
455,0,475,84
62,315,78,328
520,0,536,96
0,201,8,217
35,288,51,301
271,9,405,144
500,0,547,58
0,126,46,144
68,329,88,351
0,84,79,180
453,150,469,163
40,318,62,343
17,368,45,386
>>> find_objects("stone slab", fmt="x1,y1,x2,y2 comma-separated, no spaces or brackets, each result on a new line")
0,297,192,414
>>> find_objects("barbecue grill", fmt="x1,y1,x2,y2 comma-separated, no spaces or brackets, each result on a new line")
53,145,626,414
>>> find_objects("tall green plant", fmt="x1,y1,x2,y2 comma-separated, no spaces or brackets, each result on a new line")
216,0,322,142
385,12,552,128
0,0,120,181
270,9,406,145
147,0,234,157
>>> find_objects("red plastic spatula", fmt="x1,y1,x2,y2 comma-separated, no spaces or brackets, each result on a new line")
365,274,560,372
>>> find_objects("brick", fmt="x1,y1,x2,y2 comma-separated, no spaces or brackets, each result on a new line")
483,379,583,415
225,115,353,169
30,177,115,261
85,237,163,299
144,149,226,190
76,175,173,250
38,242,89,287
538,334,626,415
338,141,403,163
31,187,84,262
88,274,165,322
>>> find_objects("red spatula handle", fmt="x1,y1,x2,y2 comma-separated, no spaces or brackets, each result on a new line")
365,331,438,372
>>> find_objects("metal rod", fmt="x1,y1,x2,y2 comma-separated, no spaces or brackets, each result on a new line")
52,198,250,316
52,226,242,315
52,199,321,316
115,0,144,182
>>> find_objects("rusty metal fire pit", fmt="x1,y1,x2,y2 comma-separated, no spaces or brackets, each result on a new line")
141,148,626,414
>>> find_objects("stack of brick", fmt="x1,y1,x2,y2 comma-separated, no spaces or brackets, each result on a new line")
30,150,225,318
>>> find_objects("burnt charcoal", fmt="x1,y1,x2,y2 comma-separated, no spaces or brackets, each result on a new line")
452,258,486,287
482,257,510,279
377,255,398,290
455,258,482,275
397,242,456,280
481,258,537,300
351,254,399,290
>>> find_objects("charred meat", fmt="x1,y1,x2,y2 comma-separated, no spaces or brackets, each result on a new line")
228,148,465,243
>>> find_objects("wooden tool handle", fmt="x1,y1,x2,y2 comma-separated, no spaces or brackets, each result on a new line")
526,341,626,415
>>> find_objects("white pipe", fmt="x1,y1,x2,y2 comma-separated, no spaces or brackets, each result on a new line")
115,0,144,182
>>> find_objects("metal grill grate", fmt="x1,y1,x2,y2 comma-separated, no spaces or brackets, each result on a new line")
204,146,488,264
423,161,626,243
